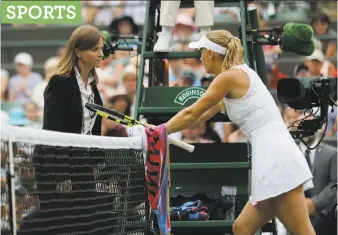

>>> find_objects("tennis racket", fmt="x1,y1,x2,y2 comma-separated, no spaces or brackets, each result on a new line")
85,103,195,153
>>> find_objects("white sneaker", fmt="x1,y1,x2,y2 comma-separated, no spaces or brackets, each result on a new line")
153,32,173,52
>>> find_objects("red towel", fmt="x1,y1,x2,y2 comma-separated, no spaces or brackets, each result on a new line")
145,124,171,234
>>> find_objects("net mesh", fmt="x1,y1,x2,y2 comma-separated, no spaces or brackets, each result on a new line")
1,125,150,235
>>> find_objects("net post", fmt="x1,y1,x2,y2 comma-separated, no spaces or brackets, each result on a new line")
7,135,17,235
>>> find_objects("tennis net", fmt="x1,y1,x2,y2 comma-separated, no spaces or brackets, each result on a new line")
1,125,150,235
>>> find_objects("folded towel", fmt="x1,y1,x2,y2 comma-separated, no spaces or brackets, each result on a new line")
128,124,171,234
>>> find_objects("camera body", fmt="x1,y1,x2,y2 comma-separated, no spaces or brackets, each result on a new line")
277,77,337,140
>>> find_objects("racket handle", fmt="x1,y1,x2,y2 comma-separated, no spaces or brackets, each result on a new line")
168,136,195,153
142,123,195,153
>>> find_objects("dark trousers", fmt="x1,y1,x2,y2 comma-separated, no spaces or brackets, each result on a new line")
311,203,337,235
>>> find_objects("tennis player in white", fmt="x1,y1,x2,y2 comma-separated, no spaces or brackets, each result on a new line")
164,30,316,235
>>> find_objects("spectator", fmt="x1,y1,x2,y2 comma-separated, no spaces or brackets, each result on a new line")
129,55,149,87
305,49,336,77
313,39,336,77
101,105,128,137
116,1,147,25
212,121,234,143
24,101,42,129
8,53,43,104
181,124,215,144
1,69,9,101
294,64,311,78
227,125,247,143
102,50,137,98
311,14,337,58
266,64,288,91
31,57,60,111
82,0,114,26
101,112,128,137
298,131,337,234
56,46,66,59
82,1,147,26
172,121,222,144
202,122,222,143
1,203,9,230
255,2,275,20
168,43,185,86
174,69,198,87
312,196,337,235
109,15,140,36
305,50,324,76
276,1,310,13
173,12,198,43
183,44,205,78
263,45,287,90
168,58,184,86
201,74,215,87
120,64,138,116
96,54,120,102
109,94,131,116
7,107,30,127
214,6,241,22
315,2,337,19
283,107,301,127
325,106,337,137
264,45,281,66
102,95,131,137
108,16,140,60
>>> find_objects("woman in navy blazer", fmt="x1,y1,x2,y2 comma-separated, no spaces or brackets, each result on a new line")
43,25,104,135
26,25,115,235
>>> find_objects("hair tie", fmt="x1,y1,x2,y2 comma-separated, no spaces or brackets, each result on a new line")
228,37,233,44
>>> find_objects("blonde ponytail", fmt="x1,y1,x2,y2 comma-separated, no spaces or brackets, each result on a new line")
206,30,244,72
221,37,243,72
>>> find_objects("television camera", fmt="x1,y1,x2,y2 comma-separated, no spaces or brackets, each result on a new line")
277,77,337,149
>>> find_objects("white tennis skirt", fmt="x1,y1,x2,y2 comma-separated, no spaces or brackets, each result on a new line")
247,121,314,205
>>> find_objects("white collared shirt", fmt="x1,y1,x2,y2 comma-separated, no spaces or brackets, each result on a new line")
74,67,97,135
299,140,318,165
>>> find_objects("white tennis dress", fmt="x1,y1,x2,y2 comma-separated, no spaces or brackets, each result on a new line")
223,64,314,205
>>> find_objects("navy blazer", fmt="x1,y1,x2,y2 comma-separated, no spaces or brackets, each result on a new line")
43,70,103,135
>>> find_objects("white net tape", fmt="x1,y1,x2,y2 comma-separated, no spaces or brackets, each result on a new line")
1,124,143,150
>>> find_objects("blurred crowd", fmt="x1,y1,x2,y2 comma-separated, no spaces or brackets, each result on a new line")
1,1,336,145
1,1,337,232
